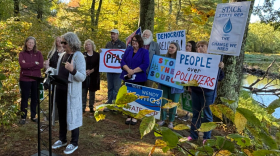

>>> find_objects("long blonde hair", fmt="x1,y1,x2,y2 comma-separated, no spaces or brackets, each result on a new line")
84,39,96,51
47,36,61,59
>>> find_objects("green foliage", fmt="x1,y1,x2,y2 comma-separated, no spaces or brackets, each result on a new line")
197,122,217,132
266,98,280,114
139,116,155,139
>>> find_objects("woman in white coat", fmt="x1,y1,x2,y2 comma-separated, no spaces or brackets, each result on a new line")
51,32,86,155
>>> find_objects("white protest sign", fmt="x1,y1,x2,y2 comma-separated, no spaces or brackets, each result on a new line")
123,83,163,119
99,49,125,73
173,51,221,90
156,30,186,55
207,1,251,56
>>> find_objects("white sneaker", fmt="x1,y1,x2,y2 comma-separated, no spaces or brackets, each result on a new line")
157,120,165,126
64,144,78,154
52,140,67,149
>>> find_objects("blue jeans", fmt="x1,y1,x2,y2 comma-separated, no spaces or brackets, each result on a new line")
107,73,122,103
190,90,214,139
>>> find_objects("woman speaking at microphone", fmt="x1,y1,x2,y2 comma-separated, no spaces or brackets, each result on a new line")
51,32,86,155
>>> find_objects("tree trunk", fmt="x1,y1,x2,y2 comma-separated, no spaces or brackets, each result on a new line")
36,0,43,20
215,0,255,111
14,0,20,21
90,0,96,31
168,0,172,30
176,0,181,25
139,0,155,32
95,0,102,27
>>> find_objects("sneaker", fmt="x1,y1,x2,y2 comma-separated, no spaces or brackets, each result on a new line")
203,139,207,145
52,140,67,149
168,122,174,129
64,144,78,154
19,119,26,125
31,118,38,123
187,136,193,141
157,120,165,126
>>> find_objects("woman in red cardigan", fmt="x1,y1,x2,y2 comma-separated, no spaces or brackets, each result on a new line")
18,36,44,125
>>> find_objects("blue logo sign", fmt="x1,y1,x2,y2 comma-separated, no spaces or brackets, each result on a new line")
223,18,232,33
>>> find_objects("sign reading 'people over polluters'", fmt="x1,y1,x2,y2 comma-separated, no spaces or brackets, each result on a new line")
123,83,163,119
99,49,125,73
148,55,183,89
207,1,251,56
173,51,221,90
156,30,186,55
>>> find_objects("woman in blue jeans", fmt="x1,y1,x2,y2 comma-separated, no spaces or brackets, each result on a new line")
187,41,224,144
157,42,184,129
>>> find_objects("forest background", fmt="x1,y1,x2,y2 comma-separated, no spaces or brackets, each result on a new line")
0,0,280,155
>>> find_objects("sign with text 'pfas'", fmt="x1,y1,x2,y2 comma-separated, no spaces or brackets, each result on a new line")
173,51,221,90
123,83,162,119
156,30,186,55
207,1,251,56
99,49,125,73
148,55,183,89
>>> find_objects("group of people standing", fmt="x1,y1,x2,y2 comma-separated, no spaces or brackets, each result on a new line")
18,28,224,154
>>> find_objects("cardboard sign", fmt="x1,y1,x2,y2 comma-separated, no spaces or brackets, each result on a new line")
156,30,186,55
148,55,183,89
207,1,251,56
173,51,221,90
99,49,125,73
124,82,163,119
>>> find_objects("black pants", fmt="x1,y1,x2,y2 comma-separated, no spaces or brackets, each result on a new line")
20,81,38,119
56,88,79,146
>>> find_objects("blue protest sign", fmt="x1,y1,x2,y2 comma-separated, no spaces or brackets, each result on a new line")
124,82,162,119
148,55,183,89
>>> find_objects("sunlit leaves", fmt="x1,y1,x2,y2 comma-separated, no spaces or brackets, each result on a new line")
227,134,251,148
243,149,253,156
197,122,217,132
135,109,155,119
210,105,223,120
234,112,247,133
266,98,280,114
215,150,231,156
94,111,105,122
173,124,190,131
252,149,280,156
216,104,235,122
155,139,167,147
178,79,199,87
236,108,261,126
140,116,155,139
162,102,179,109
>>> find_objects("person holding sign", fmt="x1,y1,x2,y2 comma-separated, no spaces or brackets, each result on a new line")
141,29,160,87
187,41,224,144
103,29,126,112
185,40,196,52
157,42,184,129
120,35,150,125
82,39,100,113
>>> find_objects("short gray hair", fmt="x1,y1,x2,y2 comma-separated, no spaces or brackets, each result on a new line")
84,39,96,51
61,32,81,52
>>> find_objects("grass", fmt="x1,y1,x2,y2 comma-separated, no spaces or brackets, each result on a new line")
245,52,280,61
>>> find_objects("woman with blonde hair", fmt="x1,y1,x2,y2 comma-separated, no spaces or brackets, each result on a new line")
82,39,100,113
44,36,64,69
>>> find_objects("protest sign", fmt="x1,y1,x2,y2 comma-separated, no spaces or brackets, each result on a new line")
207,1,251,56
181,90,192,112
99,49,125,73
124,82,162,119
126,27,141,47
173,51,221,90
156,30,186,55
148,55,183,89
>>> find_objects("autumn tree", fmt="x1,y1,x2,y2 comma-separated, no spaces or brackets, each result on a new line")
139,0,155,32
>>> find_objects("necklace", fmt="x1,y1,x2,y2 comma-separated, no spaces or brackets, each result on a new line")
62,54,73,65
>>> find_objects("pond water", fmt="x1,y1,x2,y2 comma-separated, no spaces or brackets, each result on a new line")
242,74,280,118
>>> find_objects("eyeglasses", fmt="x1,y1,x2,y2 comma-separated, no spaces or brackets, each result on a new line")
61,41,67,45
132,40,138,42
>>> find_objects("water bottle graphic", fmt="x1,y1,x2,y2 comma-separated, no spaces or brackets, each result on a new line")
223,18,232,33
